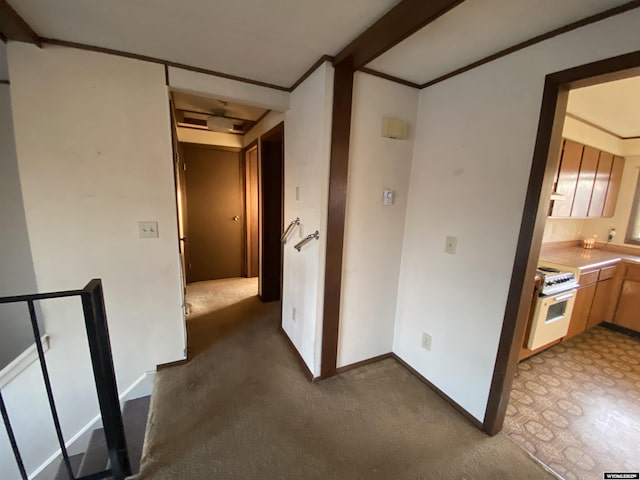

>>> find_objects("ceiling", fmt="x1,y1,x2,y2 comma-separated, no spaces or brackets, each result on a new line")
567,76,640,139
173,90,268,134
367,0,632,85
9,0,399,88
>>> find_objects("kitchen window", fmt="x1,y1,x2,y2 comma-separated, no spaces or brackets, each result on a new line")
625,169,640,245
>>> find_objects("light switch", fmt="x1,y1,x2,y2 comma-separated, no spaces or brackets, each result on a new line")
138,221,159,238
445,236,457,254
383,189,394,206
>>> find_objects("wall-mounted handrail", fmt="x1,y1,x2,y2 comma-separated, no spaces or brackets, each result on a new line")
280,217,300,243
295,231,320,252
0,279,131,480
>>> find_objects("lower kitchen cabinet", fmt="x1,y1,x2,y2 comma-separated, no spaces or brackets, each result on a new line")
587,278,614,329
565,282,596,340
614,263,640,332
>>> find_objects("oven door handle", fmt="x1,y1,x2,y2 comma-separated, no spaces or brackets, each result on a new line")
554,292,575,302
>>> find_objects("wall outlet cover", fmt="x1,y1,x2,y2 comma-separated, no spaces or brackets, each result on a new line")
445,235,457,254
138,221,159,238
422,333,432,351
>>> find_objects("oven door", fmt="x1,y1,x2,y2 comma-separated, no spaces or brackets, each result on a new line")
527,289,577,350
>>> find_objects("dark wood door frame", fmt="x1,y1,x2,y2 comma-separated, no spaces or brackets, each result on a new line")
483,49,640,435
259,122,285,303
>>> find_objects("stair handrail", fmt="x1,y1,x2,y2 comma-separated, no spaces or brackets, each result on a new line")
0,279,131,480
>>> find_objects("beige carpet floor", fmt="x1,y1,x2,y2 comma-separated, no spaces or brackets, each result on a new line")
139,278,556,479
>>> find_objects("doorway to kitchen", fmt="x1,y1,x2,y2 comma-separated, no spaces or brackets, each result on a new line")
484,52,640,478
168,90,284,359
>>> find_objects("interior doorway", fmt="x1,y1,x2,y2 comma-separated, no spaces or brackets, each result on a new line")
484,51,640,477
167,90,284,357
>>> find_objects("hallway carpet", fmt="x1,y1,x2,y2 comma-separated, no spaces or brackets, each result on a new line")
139,278,555,479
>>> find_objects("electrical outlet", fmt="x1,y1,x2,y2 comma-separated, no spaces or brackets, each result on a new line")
138,221,159,238
445,236,457,254
292,306,297,322
422,333,432,351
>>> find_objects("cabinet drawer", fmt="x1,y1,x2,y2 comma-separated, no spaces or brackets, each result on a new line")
598,265,617,281
579,270,599,285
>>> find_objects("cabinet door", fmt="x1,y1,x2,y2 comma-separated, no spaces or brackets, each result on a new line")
614,264,640,332
602,155,625,218
587,152,613,217
564,283,596,339
551,140,582,217
587,279,613,329
571,146,599,217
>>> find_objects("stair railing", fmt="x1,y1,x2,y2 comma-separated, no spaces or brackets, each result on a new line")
0,279,131,480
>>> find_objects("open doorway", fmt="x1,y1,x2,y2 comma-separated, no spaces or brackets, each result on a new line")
168,90,285,358
486,53,640,477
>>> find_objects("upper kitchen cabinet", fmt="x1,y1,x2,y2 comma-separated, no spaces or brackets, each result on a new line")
550,139,624,218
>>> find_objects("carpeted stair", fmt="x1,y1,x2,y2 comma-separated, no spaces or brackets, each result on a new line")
46,395,150,480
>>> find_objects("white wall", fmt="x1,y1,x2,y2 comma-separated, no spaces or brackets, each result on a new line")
3,43,185,477
337,73,418,367
243,110,286,147
281,62,334,377
168,67,290,112
0,83,41,370
176,126,242,148
394,9,640,421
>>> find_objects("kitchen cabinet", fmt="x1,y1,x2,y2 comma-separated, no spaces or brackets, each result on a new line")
565,282,596,340
550,139,624,218
586,265,617,329
613,263,640,332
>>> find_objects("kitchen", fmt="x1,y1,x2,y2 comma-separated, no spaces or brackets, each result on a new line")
504,76,640,479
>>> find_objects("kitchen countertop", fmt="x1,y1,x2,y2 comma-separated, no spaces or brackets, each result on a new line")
539,244,640,270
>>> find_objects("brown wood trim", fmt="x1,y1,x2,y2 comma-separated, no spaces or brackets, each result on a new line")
391,353,483,429
279,326,317,382
40,37,290,92
421,0,640,89
164,64,169,86
0,32,7,43
156,358,188,370
333,0,464,70
320,64,354,379
357,67,420,89
335,353,392,374
483,49,640,436
0,0,41,46
0,79,9,85
289,55,334,92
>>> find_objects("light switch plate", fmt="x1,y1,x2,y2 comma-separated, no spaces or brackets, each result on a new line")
138,221,159,238
383,189,394,206
445,235,457,254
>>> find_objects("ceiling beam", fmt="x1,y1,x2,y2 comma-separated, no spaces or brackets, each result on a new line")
0,0,41,46
333,0,464,69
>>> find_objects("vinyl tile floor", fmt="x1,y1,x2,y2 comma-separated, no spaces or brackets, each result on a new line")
504,326,640,480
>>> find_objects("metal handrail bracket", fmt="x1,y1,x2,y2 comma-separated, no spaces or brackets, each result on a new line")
295,231,320,252
281,217,300,244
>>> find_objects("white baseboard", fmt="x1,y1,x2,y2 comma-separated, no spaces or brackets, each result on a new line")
28,371,156,480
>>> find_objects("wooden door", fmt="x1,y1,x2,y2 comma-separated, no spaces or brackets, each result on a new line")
183,145,244,282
